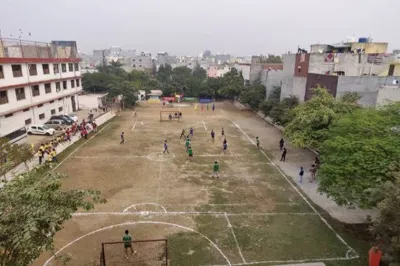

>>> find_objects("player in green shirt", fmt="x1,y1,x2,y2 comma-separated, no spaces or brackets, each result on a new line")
188,146,193,160
212,161,220,178
123,230,137,258
185,137,191,151
256,137,260,149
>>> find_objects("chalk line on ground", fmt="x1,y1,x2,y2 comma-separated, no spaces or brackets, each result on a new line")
155,163,163,204
123,203,167,213
131,121,137,131
224,213,246,263
202,120,207,131
72,211,317,217
52,123,111,171
43,221,231,266
230,120,358,260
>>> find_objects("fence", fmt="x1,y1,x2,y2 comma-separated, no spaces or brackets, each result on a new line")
100,239,168,266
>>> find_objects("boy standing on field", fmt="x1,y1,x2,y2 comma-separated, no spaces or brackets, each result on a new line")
163,140,169,154
180,129,186,139
211,130,215,141
212,161,220,178
188,146,193,160
123,230,137,259
256,137,260,149
120,132,125,144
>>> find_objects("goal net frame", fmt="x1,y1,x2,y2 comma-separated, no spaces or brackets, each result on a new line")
100,239,168,266
160,110,181,122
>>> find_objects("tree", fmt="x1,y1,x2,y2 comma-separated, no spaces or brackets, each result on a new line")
265,54,283,63
269,95,299,126
219,68,244,99
108,80,137,108
0,166,106,265
370,176,400,266
284,87,359,149
239,84,266,110
259,86,281,116
206,77,224,99
317,104,400,208
82,72,121,93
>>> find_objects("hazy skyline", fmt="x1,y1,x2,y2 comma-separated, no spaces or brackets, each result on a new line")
1,0,399,56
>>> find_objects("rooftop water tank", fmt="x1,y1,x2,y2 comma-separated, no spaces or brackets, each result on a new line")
358,37,368,43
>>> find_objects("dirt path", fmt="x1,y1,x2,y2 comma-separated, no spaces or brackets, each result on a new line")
222,102,376,224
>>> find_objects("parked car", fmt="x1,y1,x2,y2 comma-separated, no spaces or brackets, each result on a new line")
44,119,67,130
66,113,78,122
50,115,74,125
27,125,55,136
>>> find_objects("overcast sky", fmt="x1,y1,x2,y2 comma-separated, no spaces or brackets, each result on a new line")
1,0,399,56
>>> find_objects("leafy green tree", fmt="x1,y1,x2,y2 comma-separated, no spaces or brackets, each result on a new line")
0,166,106,265
269,95,299,125
239,84,266,109
157,64,173,84
108,81,137,108
284,87,359,149
370,176,400,266
317,104,400,208
192,64,207,80
259,86,281,116
219,68,244,99
82,72,121,93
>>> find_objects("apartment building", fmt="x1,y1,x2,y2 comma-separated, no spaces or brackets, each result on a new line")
0,38,82,142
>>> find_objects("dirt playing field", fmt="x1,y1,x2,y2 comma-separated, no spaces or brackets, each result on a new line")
34,102,356,266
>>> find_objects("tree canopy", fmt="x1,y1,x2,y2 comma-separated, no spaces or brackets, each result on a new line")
0,166,106,265
284,87,359,150
317,103,400,208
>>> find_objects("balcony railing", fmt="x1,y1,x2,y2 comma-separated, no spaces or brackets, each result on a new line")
0,38,79,59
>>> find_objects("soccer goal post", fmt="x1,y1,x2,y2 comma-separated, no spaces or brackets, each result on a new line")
100,239,168,266
160,110,181,122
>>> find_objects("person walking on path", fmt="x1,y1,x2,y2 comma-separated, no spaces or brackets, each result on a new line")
120,132,125,144
163,140,169,154
280,147,287,162
279,138,284,151
299,166,304,183
309,164,317,182
212,161,220,178
256,137,260,149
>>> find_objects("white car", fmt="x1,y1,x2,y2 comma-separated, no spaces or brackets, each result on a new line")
66,113,78,122
27,125,55,136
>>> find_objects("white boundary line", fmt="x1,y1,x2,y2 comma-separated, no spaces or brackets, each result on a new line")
230,120,358,259
52,123,111,171
224,213,246,263
72,212,317,217
155,163,163,203
131,121,137,131
123,203,167,213
202,120,207,131
43,221,231,266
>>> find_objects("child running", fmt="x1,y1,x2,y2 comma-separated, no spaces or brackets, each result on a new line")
189,127,194,138
212,161,220,178
256,137,260,149
163,140,169,154
211,129,215,142
221,127,225,138
180,129,186,139
185,137,191,151
120,132,125,144
223,139,228,154
188,145,193,160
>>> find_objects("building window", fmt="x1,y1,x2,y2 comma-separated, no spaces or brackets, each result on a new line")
12,65,23,77
133,64,136,68
29,64,37,76
39,113,45,120
15,87,25,101
56,82,61,92
58,98,63,101
76,79,80,87
53,64,59,74
23,108,29,112
5,113,13,118
31,85,40,97
50,100,54,103
37,104,43,107
139,65,142,67
61,64,67,73
63,80,67,90
45,83,52,94
51,109,56,115
42,64,50,74
25,118,32,125
0,66,4,79
74,63,79,71
133,59,136,62
71,80,75,88
68,63,73,72
58,106,63,112
139,59,142,62
0,91,8,105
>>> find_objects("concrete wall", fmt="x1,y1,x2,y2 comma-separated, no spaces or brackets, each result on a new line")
376,86,400,106
308,53,394,76
261,70,285,97
336,76,400,107
282,54,296,75
280,76,307,102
